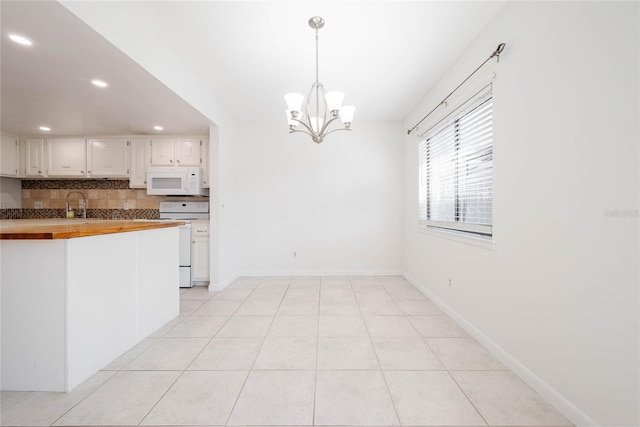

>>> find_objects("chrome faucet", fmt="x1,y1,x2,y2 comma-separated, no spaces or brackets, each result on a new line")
65,191,88,219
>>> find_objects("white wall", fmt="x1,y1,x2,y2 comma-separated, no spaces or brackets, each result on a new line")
0,177,21,209
229,120,403,276
403,2,639,426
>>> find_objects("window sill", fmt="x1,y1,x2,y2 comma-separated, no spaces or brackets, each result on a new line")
417,226,496,250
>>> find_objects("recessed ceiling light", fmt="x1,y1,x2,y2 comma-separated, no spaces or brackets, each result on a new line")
39,126,51,131
9,34,32,46
153,126,163,131
91,79,108,88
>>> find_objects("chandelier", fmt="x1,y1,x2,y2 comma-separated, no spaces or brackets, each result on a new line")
284,16,356,144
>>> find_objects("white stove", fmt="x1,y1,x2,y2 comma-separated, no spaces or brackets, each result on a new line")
159,201,209,287
159,201,210,221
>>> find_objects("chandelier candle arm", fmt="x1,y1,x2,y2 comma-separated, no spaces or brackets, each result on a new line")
284,16,355,144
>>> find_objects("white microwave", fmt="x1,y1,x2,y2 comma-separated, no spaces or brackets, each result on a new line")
146,166,209,196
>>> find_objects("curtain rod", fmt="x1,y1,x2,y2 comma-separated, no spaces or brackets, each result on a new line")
407,43,506,136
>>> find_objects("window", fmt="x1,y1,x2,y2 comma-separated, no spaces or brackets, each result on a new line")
418,90,493,237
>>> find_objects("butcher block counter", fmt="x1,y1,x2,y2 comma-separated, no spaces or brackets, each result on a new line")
0,219,184,240
1,219,182,392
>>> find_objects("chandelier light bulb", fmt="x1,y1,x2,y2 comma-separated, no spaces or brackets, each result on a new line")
285,93,304,114
324,91,344,116
340,106,356,125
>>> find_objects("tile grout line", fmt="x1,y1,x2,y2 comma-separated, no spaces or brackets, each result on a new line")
351,275,403,426
48,370,120,426
311,277,323,426
396,284,491,427
138,288,220,426
222,277,289,427
447,369,491,426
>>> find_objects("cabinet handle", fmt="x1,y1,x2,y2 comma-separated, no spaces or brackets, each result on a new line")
38,170,42,174
176,160,180,164
170,160,173,163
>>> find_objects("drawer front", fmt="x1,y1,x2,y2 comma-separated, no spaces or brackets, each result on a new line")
192,222,210,236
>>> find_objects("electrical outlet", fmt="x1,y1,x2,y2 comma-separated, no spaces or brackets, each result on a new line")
34,201,43,209
448,278,452,287
293,252,297,258
123,201,129,210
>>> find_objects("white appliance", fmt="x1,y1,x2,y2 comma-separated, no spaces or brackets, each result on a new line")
159,201,210,288
147,166,209,196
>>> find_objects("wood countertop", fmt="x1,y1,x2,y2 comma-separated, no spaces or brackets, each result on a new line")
0,219,185,240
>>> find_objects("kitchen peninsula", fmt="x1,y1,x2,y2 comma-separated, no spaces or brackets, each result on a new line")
0,219,183,392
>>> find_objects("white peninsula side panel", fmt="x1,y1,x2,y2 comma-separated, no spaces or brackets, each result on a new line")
1,226,180,392
0,240,67,391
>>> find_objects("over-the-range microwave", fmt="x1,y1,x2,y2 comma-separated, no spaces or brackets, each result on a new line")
146,166,209,196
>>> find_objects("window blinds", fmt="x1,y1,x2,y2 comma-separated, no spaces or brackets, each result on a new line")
418,91,493,236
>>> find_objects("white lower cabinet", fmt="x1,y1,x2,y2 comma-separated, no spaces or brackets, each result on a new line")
191,220,210,282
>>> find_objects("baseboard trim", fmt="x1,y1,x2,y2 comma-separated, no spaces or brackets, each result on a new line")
207,272,239,291
236,270,403,278
403,272,599,427
208,271,404,291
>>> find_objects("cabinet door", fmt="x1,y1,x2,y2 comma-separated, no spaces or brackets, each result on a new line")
200,138,210,188
87,139,129,178
0,134,19,177
46,139,86,177
150,138,175,166
25,138,45,177
129,138,151,188
191,238,210,281
191,220,210,282
175,138,201,166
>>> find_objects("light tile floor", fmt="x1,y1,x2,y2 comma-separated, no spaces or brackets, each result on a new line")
1,276,574,427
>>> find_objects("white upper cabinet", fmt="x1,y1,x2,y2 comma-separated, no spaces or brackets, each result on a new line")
150,138,176,166
24,139,45,177
0,134,19,177
129,138,151,188
175,138,201,166
46,138,86,177
201,138,210,188
150,137,202,167
87,138,129,178
13,134,207,182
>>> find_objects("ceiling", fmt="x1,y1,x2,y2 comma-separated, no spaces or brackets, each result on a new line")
1,1,508,137
0,1,213,136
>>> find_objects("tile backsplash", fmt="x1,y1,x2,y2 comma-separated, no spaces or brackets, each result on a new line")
1,180,165,220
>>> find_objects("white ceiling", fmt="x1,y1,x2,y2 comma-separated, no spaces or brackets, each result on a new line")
0,1,213,136
1,1,508,136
